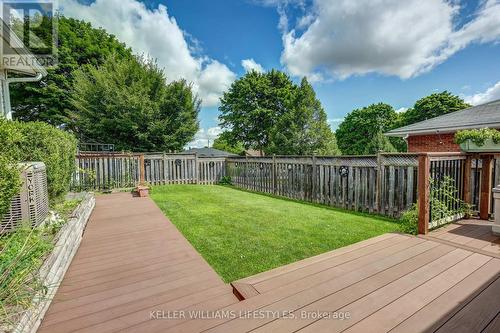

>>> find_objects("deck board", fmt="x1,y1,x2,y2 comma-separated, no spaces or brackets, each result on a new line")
38,194,500,332
38,193,236,333
427,219,500,258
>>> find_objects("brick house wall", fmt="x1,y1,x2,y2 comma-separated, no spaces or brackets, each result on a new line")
407,133,460,152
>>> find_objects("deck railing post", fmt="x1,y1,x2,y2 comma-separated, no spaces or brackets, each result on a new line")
480,155,493,220
417,153,430,234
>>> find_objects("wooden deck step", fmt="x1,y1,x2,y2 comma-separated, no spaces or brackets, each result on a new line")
230,234,406,300
235,233,401,286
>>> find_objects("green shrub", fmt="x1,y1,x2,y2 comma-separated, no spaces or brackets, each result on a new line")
218,176,232,185
0,157,21,219
0,119,77,201
454,128,500,146
399,203,419,235
0,119,23,217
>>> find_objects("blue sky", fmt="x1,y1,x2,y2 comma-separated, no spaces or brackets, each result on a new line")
61,0,500,147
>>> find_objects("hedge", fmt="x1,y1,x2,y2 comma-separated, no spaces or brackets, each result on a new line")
0,119,77,208
0,156,21,218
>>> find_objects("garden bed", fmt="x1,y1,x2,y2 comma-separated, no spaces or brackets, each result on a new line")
0,193,95,333
151,185,400,282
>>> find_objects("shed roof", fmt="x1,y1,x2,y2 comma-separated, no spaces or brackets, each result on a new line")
385,99,500,137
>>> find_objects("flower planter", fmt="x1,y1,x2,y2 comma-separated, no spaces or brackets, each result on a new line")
459,139,500,152
136,186,149,197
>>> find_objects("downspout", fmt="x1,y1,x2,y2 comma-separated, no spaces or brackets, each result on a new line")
3,72,44,120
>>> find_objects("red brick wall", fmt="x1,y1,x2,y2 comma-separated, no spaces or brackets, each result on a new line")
407,133,460,152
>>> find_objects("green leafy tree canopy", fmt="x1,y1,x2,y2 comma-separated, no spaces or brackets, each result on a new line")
219,70,339,155
336,103,399,155
71,55,200,152
400,91,470,126
212,132,246,155
10,16,133,126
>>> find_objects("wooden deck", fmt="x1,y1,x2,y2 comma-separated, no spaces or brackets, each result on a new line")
425,219,500,258
38,193,239,333
39,194,500,332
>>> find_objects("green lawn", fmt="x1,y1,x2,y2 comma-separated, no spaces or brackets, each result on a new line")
151,185,400,282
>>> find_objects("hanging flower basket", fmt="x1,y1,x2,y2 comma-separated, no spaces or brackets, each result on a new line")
460,138,500,152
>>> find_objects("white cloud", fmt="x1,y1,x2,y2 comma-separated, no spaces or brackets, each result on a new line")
241,58,265,73
327,118,344,130
186,127,222,148
396,107,408,113
60,0,236,107
279,0,500,80
464,81,500,105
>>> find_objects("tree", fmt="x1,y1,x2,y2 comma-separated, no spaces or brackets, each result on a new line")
10,16,133,126
268,78,341,155
212,132,245,155
336,103,399,155
71,55,199,151
219,70,339,155
400,91,470,126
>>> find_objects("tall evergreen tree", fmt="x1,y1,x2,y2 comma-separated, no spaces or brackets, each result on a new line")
268,78,340,155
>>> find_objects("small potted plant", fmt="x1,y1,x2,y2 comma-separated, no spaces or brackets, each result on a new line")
454,128,500,152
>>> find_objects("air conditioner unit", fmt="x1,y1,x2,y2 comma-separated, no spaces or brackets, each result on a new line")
1,162,49,234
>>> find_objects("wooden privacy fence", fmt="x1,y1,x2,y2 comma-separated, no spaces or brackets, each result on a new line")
72,151,497,234
72,153,142,190
226,153,419,218
71,153,226,190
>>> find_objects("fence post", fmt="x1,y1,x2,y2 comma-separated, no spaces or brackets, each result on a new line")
272,154,277,195
162,152,167,185
311,155,317,203
463,155,472,206
139,154,145,185
417,153,430,234
480,155,493,220
194,152,199,184
376,152,382,213
245,155,249,189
